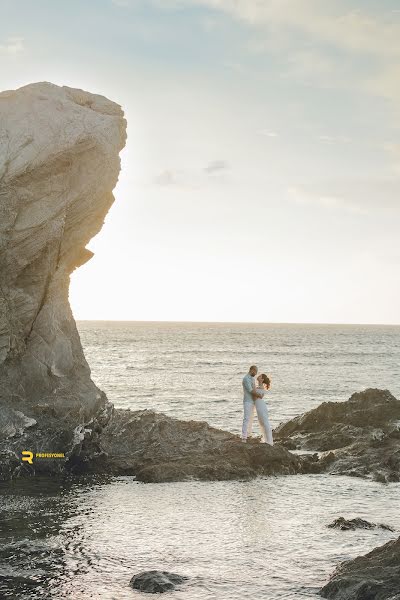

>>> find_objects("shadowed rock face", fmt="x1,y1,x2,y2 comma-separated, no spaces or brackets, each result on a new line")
274,389,400,482
320,536,400,600
0,82,126,477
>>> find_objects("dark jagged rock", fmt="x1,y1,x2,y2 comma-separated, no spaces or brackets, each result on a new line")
274,389,400,481
320,536,400,599
2,83,396,487
75,407,319,482
327,517,395,532
129,570,188,593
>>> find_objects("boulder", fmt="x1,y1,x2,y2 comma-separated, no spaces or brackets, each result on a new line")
320,536,400,599
327,517,394,532
129,570,187,593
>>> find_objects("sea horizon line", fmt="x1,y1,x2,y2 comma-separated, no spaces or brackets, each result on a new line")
75,319,400,327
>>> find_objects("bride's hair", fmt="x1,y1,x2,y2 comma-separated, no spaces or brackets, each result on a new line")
260,374,271,389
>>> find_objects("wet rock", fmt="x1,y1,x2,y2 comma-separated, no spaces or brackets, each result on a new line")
274,389,400,481
320,536,400,599
327,517,395,532
130,570,188,593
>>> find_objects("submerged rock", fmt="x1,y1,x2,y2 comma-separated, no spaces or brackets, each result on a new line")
274,389,400,481
130,571,188,593
320,536,400,599
0,82,126,478
327,517,395,532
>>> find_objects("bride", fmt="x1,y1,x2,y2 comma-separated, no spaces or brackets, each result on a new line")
252,374,273,445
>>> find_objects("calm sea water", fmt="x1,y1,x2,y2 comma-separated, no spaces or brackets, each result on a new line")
78,321,400,433
1,322,399,599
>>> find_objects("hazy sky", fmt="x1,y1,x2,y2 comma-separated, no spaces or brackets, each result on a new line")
1,0,400,323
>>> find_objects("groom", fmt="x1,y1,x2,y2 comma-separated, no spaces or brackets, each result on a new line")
241,365,261,442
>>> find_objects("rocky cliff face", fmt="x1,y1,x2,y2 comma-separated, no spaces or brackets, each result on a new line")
0,82,127,476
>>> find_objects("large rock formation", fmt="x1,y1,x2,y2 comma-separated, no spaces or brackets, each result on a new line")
0,82,126,477
320,536,400,600
274,389,400,481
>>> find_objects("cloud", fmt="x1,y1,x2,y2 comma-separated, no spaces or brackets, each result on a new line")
204,159,229,173
167,1,400,102
153,168,200,189
0,37,24,55
318,135,352,144
153,161,229,188
128,0,400,60
189,1,400,58
154,170,177,186
288,186,357,213
258,129,278,137
288,179,400,215
383,143,400,176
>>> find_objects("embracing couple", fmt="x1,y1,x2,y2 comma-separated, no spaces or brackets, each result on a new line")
241,365,273,445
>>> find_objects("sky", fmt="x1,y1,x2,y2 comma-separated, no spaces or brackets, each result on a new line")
1,0,400,324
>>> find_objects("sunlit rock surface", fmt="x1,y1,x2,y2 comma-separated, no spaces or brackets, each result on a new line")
0,82,126,477
274,388,400,482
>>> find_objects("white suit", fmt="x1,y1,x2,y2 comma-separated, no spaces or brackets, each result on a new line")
242,373,256,439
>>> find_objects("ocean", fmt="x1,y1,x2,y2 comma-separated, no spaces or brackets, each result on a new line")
78,321,400,433
1,321,399,599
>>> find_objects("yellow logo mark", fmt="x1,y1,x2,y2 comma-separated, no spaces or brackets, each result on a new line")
22,450,34,465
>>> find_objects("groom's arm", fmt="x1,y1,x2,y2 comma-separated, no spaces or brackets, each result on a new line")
243,377,253,394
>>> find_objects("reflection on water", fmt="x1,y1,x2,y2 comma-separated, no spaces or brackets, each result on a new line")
1,475,398,599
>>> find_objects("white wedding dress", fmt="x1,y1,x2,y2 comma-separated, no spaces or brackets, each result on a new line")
248,387,274,445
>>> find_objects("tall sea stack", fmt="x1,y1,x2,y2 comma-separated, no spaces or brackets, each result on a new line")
0,82,127,477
